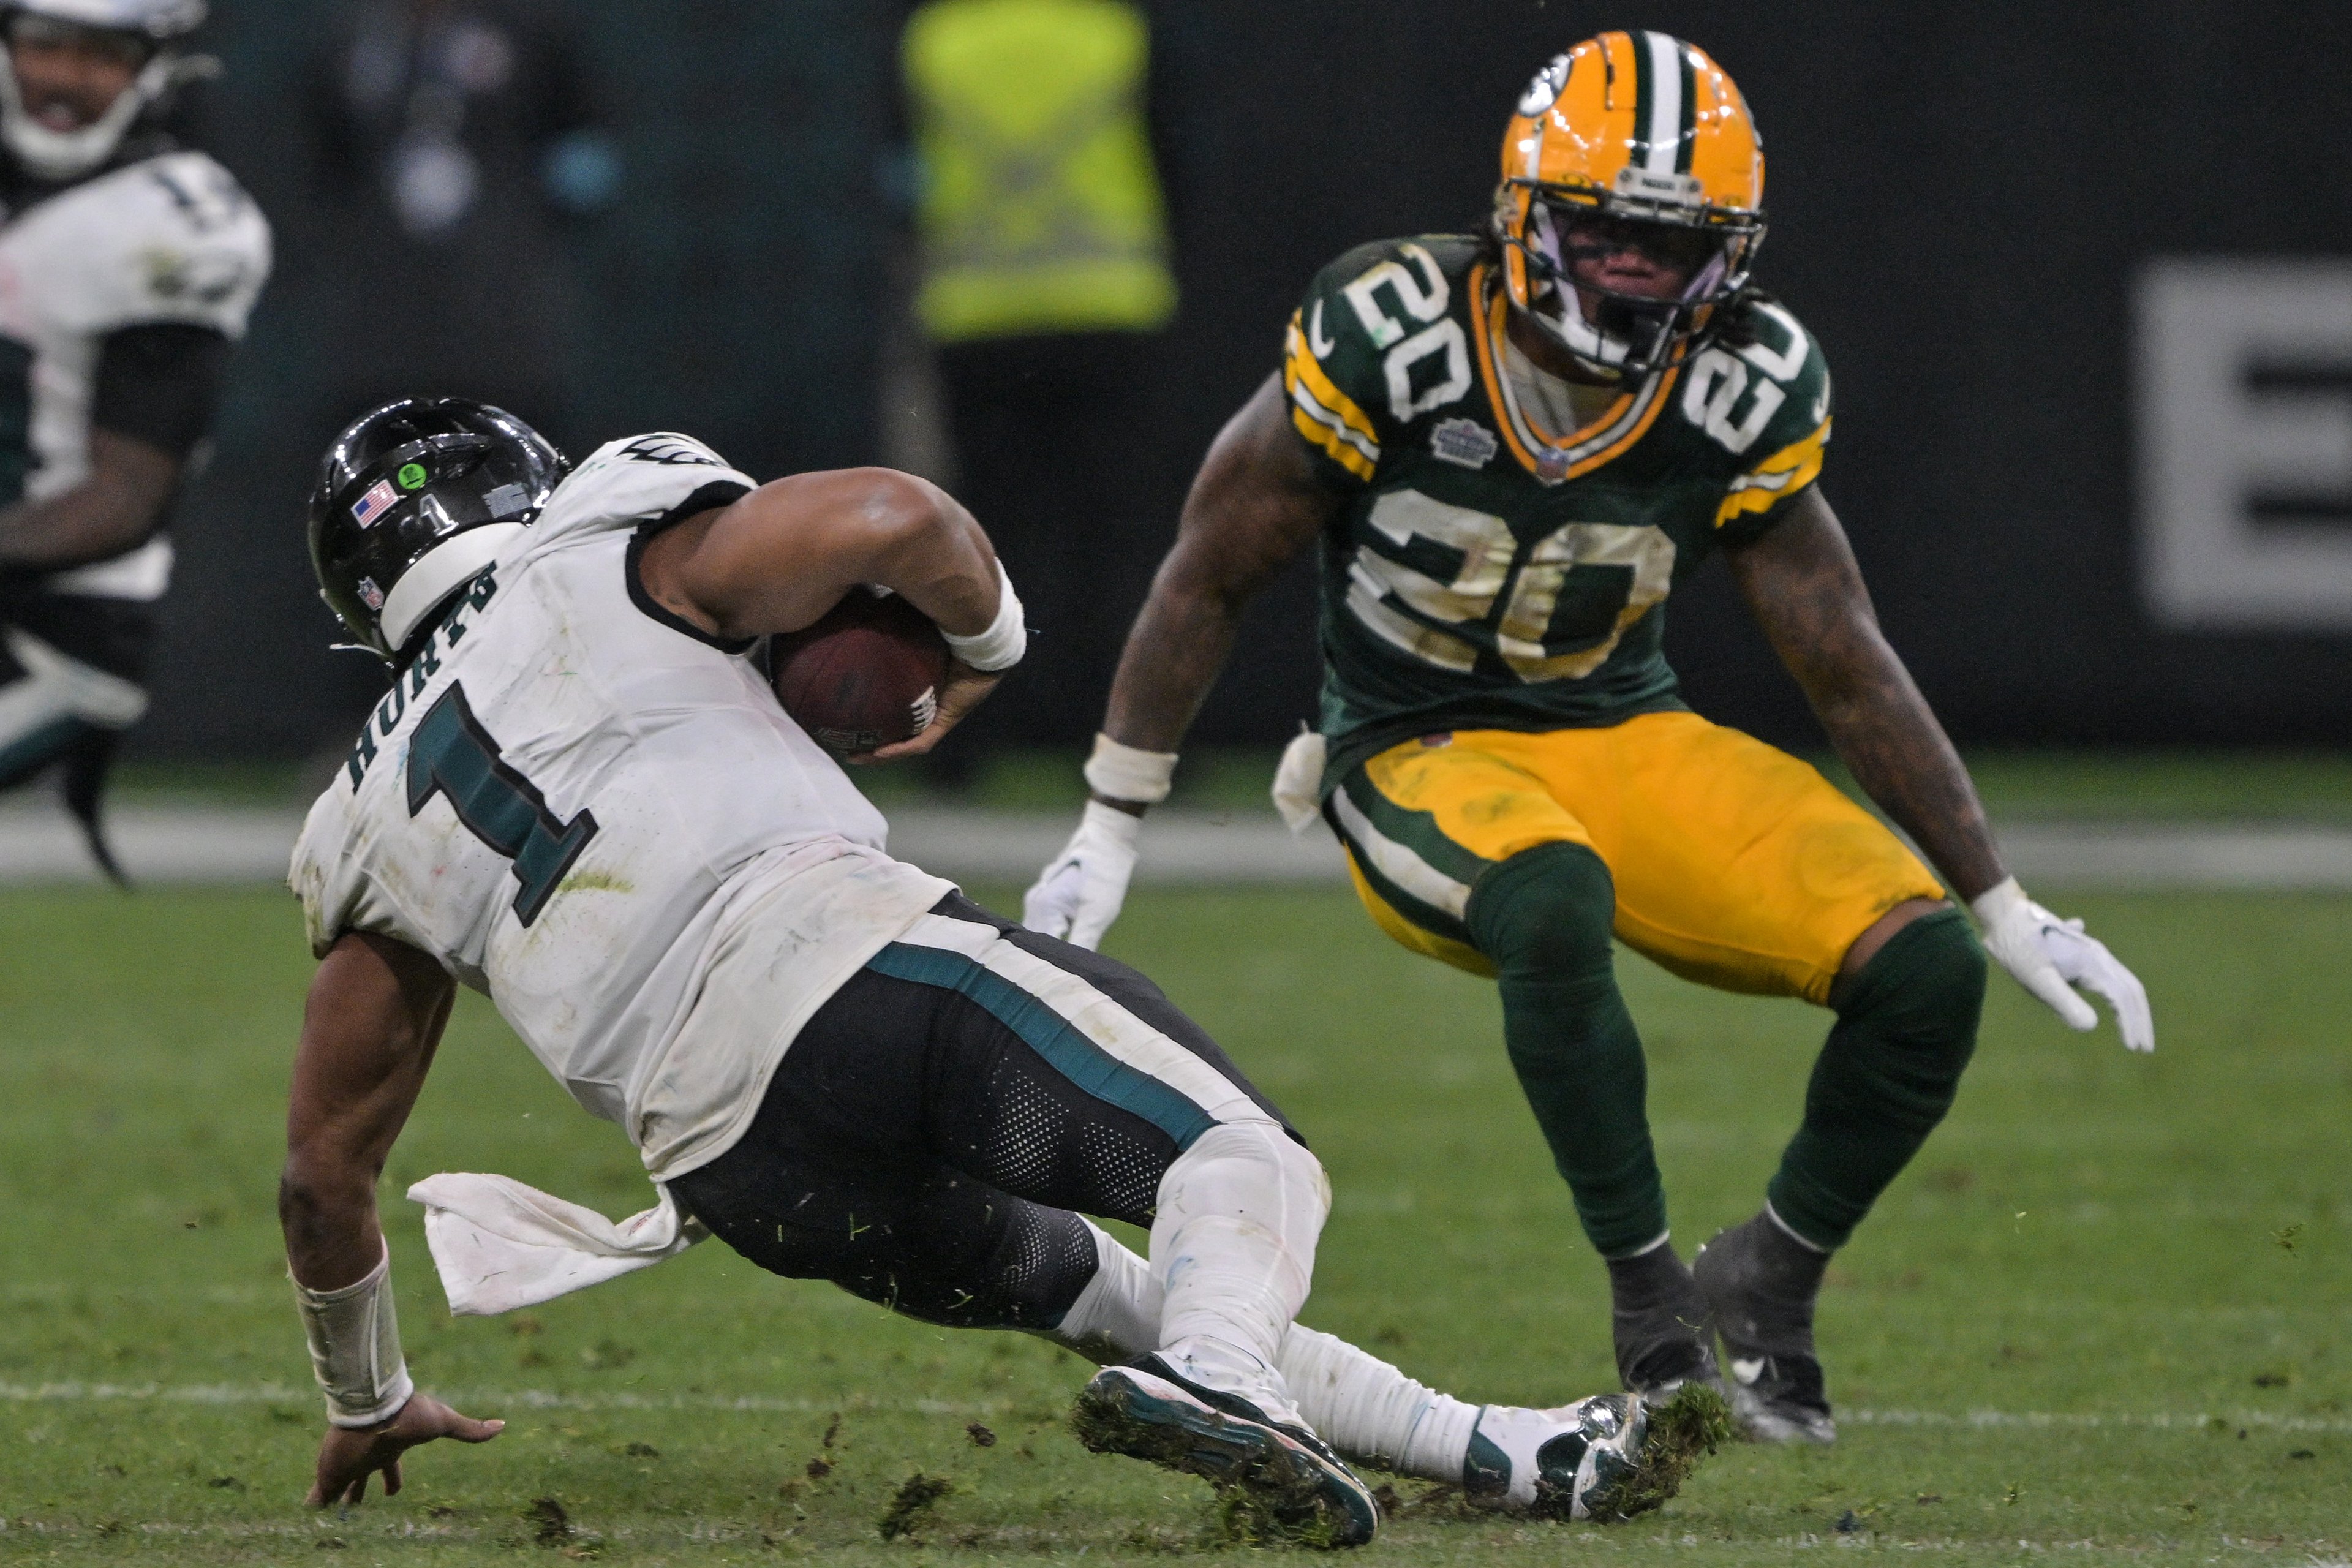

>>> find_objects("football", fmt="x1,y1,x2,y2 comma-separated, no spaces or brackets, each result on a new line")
769,587,949,756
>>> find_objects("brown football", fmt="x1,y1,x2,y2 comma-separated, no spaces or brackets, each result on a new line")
769,588,949,756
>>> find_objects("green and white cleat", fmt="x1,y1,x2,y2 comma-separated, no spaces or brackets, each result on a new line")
1072,1351,1380,1548
1463,1385,1732,1522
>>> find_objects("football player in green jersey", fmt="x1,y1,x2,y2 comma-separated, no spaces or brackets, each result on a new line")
1027,31,2154,1444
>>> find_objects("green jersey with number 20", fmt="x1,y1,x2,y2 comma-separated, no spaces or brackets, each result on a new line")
1281,234,1833,783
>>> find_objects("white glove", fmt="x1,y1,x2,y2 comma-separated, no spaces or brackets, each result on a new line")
1970,877,2154,1052
1023,800,1143,950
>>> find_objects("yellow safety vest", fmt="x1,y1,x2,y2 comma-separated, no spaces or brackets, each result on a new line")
903,0,1177,342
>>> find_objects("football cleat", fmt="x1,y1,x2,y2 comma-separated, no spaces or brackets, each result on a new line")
1692,1213,1838,1444
1072,1351,1379,1548
1463,1385,1729,1521
1607,1242,1722,1403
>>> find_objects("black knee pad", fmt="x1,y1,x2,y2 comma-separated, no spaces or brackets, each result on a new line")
1464,840,1618,982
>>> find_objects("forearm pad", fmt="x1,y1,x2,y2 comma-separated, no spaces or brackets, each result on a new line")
293,1245,413,1428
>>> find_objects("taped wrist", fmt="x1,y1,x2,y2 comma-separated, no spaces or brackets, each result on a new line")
941,562,1027,672
293,1246,414,1428
1083,733,1177,805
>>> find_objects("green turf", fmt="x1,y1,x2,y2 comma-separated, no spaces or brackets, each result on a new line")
106,746,2352,822
0,883,2345,1564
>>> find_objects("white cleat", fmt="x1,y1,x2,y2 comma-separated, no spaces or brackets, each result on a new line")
1461,1395,1645,1519
1461,1384,1731,1522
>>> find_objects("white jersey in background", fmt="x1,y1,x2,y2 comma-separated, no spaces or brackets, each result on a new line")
290,434,952,1181
0,149,270,598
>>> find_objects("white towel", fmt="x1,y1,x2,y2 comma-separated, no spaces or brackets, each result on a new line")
406,1172,709,1316
1271,729,1327,835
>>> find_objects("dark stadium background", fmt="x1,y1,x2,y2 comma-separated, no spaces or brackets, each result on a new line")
151,0,2352,764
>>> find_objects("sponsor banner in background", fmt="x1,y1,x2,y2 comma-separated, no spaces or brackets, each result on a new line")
2137,259,2352,632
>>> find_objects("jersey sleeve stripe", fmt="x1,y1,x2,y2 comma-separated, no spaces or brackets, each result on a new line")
1283,312,1379,480
1715,415,1832,527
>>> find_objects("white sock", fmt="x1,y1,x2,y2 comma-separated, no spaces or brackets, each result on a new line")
1275,1324,1480,1480
1052,1224,1477,1482
1148,1120,1327,1366
1052,1218,1156,1363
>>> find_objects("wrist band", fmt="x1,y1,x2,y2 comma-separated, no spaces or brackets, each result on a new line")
1084,732,1178,805
941,562,1027,673
293,1245,414,1428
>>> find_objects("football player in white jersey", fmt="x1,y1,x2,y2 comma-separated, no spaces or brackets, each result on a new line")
281,400,1722,1539
0,0,269,875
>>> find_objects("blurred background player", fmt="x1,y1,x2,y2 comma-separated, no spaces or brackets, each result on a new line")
300,0,614,448
892,0,1188,762
1027,32,2153,1443
0,0,268,877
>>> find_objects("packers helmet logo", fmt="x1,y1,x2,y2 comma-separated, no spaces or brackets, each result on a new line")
1516,52,1571,117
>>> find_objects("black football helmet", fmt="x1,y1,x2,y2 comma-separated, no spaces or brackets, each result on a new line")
308,399,567,659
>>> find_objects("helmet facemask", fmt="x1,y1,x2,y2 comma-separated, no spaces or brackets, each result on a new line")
1500,181,1763,381
0,2,208,181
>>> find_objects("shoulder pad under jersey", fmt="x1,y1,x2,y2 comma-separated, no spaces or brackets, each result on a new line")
1675,295,1834,538
24,150,272,337
1281,235,1485,484
524,432,759,552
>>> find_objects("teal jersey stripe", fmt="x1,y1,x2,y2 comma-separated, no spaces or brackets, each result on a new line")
865,941,1219,1151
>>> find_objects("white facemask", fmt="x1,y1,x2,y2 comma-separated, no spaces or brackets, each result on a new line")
0,45,167,180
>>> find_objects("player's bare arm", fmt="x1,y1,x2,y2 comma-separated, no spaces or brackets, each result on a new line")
0,427,179,570
1025,374,1335,945
1095,372,1337,782
637,466,1008,758
1726,487,2149,1039
1724,486,2000,974
281,931,502,1506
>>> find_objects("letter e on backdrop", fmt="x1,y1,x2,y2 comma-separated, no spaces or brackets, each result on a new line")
2137,259,2352,631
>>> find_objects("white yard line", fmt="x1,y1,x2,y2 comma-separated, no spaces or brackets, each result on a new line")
6,802,2352,889
6,1379,2348,1433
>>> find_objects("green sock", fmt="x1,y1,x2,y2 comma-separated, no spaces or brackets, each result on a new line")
1466,842,1667,1257
1767,907,1986,1250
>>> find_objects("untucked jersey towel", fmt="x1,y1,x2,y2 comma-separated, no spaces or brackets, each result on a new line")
408,1172,707,1316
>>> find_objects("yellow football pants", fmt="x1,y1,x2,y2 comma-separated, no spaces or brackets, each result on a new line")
1327,712,1947,1006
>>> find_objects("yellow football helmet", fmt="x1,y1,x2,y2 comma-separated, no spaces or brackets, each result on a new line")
1494,31,1767,379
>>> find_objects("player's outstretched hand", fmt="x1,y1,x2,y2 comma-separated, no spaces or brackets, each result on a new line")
1024,801,1142,949
1972,877,2154,1052
857,660,1001,763
306,1393,504,1507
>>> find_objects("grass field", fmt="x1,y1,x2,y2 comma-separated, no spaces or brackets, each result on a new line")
1,879,2346,1564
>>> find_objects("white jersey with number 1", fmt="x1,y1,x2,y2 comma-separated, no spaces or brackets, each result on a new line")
289,434,952,1180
